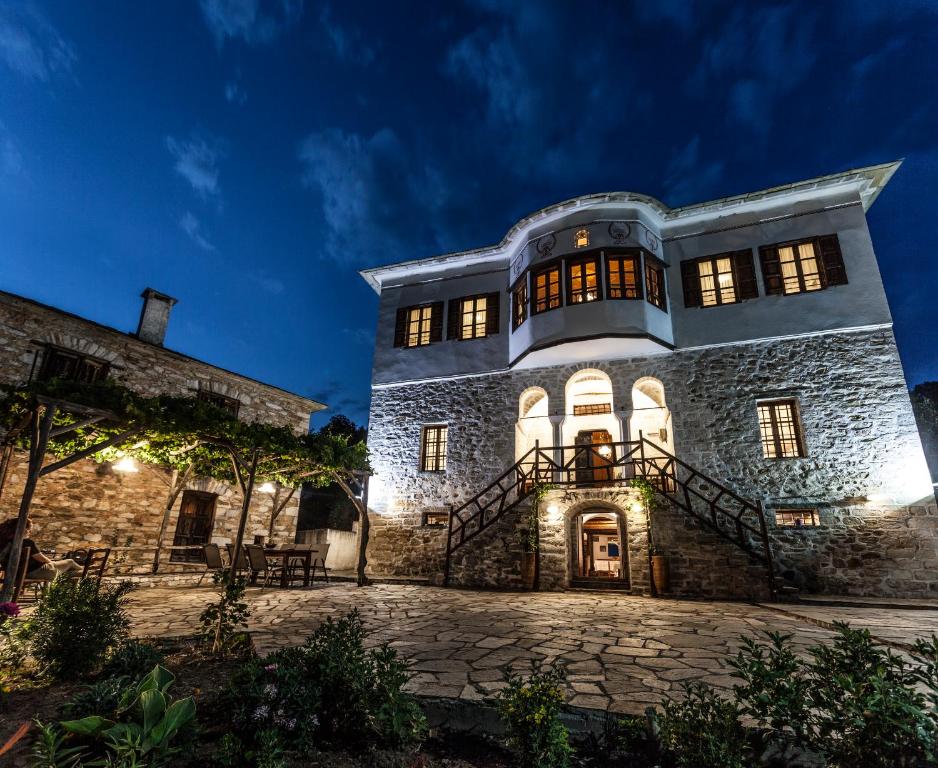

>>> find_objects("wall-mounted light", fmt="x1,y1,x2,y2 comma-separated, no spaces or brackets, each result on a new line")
112,456,139,473
546,503,559,515
630,501,643,513
597,445,612,457
574,229,590,248
259,482,276,494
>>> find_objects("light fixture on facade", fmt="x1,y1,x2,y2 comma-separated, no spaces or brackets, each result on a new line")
259,482,276,494
112,456,139,473
630,501,643,513
597,445,612,457
574,229,590,248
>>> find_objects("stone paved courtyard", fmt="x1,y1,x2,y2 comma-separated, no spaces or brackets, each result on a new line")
126,584,938,715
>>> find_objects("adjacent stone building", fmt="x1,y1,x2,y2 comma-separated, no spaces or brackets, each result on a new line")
361,161,936,599
0,288,323,578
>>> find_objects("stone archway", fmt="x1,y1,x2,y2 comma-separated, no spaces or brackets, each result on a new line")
565,501,630,587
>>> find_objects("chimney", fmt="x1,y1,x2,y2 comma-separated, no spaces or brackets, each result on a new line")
136,288,178,346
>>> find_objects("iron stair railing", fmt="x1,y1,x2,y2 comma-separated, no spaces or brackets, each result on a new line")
442,436,777,597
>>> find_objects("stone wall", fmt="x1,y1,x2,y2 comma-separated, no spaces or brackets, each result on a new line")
0,290,317,565
366,327,937,597
0,450,299,573
0,291,315,432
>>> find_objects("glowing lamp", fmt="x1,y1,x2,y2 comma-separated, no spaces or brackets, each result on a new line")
113,456,138,473
630,501,643,513
546,503,559,516
259,482,276,494
597,445,612,457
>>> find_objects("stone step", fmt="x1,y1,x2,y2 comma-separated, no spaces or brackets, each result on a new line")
568,577,633,592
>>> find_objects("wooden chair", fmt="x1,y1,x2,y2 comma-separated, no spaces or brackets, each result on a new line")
244,544,282,587
80,548,111,581
199,544,226,585
310,543,331,584
225,543,249,574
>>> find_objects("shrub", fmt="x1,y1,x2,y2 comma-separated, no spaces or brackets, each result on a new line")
0,612,33,684
61,675,130,719
29,576,132,680
100,638,165,680
495,664,571,768
657,682,748,768
199,570,250,655
226,610,426,759
34,665,196,768
731,623,938,767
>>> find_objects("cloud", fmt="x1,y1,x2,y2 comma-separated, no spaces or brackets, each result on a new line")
632,0,694,32
0,4,75,81
179,211,216,251
663,135,725,206
298,127,449,264
253,274,285,294
166,133,226,199
319,4,375,65
224,81,247,104
199,0,302,47
688,5,818,131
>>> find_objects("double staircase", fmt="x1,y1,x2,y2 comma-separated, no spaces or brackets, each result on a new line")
443,437,782,599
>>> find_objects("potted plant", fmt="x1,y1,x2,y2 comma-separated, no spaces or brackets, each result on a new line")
630,477,669,595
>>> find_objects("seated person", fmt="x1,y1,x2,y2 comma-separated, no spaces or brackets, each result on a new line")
0,516,82,581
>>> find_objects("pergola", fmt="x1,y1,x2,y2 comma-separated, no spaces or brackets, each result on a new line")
0,381,371,602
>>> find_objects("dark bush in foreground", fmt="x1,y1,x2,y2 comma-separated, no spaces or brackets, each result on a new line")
223,610,425,763
29,577,132,680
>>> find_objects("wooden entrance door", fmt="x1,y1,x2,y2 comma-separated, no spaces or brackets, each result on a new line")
575,430,613,486
170,491,217,562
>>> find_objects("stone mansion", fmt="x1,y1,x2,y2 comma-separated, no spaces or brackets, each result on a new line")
361,161,936,599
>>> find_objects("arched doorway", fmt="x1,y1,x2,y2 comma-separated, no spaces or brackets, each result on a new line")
629,377,674,488
572,509,628,584
515,387,552,462
563,370,621,487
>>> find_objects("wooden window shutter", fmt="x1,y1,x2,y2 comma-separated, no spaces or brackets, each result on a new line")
393,308,408,347
485,292,500,335
818,235,847,286
733,249,759,300
680,260,702,307
429,301,444,343
759,246,783,295
446,298,462,340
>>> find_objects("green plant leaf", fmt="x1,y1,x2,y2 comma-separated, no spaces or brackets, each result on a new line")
147,696,196,747
137,688,167,734
60,715,116,736
135,664,175,696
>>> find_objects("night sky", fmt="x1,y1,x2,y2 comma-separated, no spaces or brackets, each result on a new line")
1,1,936,428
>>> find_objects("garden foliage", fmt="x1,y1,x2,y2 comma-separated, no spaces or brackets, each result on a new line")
495,664,572,768
29,576,132,680
223,610,425,763
657,682,748,768
199,570,250,655
32,664,196,767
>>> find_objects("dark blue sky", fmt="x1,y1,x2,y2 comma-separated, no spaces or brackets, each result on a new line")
1,1,936,427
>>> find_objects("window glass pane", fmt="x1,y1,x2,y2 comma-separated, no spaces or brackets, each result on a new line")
421,426,448,471
569,259,599,304
715,257,736,304
406,306,433,347
757,400,804,458
513,282,528,328
698,260,716,306
534,267,561,312
798,242,822,292
460,296,487,339
778,246,801,294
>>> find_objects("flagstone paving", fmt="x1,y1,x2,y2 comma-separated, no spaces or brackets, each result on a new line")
125,584,938,715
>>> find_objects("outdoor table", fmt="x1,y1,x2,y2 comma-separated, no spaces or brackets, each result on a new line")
268,548,312,588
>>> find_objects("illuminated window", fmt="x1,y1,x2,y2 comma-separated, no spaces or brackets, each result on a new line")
422,510,449,526
779,242,822,294
573,403,611,416
574,229,590,248
757,399,805,458
37,346,110,384
406,306,433,347
606,253,641,300
533,265,562,314
775,509,819,527
394,303,442,348
567,257,600,304
455,295,490,340
697,256,736,306
513,280,528,329
759,235,847,296
420,425,447,472
644,259,667,311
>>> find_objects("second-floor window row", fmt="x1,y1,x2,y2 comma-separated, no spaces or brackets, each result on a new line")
682,234,847,308
394,295,500,348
